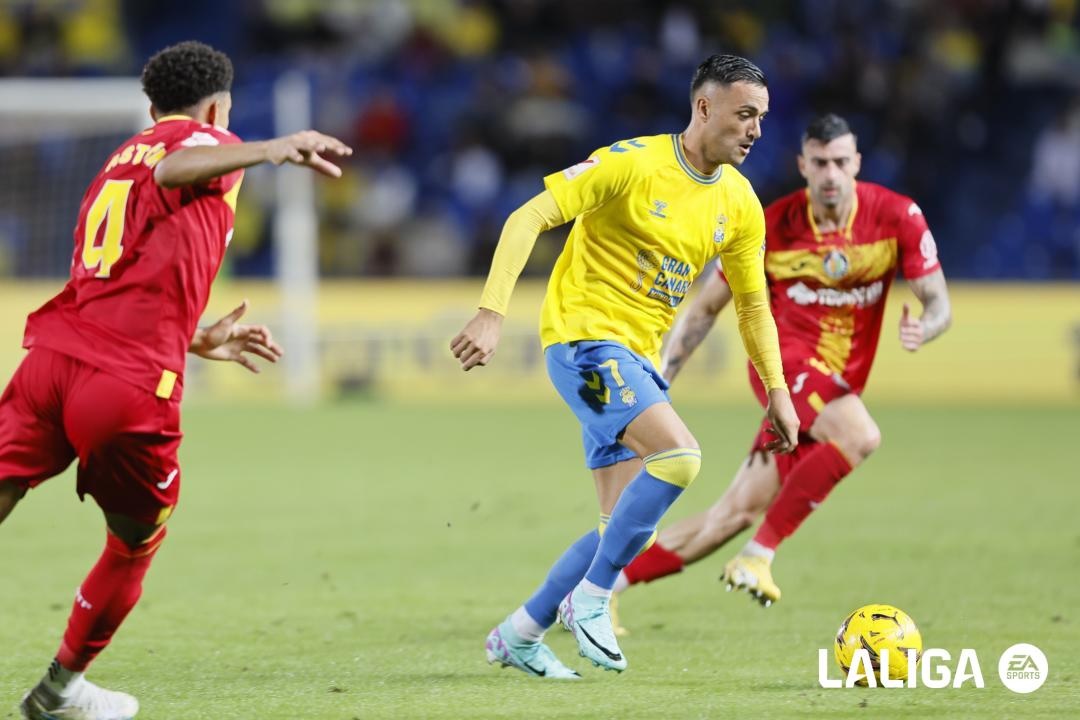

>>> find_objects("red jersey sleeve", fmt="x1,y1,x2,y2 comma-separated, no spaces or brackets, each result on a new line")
892,194,941,279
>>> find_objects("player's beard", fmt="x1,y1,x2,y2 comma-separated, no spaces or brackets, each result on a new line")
817,185,843,209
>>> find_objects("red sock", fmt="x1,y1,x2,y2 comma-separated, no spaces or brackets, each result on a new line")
56,528,166,672
623,542,685,585
754,443,853,550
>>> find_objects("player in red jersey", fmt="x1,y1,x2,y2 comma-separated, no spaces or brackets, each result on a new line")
613,114,952,616
0,41,351,720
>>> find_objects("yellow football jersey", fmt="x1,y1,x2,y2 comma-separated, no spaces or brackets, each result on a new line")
541,133,767,366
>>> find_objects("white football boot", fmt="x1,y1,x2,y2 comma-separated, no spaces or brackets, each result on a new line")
21,678,139,720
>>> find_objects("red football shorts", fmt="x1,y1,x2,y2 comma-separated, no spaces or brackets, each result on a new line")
747,356,853,478
0,348,181,525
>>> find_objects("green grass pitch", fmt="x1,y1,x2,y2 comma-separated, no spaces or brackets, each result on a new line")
2,402,1078,719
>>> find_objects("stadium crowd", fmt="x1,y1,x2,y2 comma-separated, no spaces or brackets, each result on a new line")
1,0,1078,279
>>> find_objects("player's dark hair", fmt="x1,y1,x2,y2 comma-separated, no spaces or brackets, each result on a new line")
141,41,233,114
802,113,856,145
690,54,767,99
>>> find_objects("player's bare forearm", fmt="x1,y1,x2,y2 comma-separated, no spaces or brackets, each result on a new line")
155,131,352,188
663,310,718,382
154,142,273,188
661,270,732,381
910,269,952,343
900,269,951,352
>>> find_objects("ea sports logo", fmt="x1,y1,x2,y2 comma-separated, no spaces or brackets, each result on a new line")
998,643,1048,694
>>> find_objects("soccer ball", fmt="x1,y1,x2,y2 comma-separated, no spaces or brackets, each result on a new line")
834,603,923,685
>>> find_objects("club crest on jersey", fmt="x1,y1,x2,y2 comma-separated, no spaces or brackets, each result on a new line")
562,157,599,180
620,386,638,407
714,214,727,244
823,249,850,279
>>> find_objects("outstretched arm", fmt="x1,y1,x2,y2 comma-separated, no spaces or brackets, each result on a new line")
899,268,952,351
661,268,733,382
450,190,565,370
154,130,353,188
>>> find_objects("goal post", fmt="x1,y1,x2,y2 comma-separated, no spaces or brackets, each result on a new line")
272,71,320,404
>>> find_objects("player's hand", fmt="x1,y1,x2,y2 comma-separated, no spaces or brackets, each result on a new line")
764,388,799,454
898,303,924,352
450,309,503,371
190,300,284,373
266,131,353,178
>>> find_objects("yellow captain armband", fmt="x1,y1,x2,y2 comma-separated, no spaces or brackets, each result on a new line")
643,448,702,489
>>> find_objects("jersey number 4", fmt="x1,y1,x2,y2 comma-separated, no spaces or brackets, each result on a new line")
82,179,134,278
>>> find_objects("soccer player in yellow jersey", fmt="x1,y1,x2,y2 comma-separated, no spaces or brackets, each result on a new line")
451,54,799,678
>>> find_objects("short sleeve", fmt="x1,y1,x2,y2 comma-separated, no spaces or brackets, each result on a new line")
717,184,767,295
163,124,243,195
543,141,643,221
895,197,940,279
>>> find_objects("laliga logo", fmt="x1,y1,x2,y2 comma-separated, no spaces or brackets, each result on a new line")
818,648,983,689
818,643,1048,692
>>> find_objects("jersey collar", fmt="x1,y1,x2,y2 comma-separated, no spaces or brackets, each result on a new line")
671,134,723,185
155,114,193,123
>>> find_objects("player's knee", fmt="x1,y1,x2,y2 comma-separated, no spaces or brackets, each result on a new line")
861,425,882,457
644,447,702,489
829,420,881,464
845,424,881,461
106,513,167,550
113,526,167,559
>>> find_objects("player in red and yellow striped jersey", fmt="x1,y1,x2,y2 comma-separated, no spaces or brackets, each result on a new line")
0,41,350,720
615,114,952,613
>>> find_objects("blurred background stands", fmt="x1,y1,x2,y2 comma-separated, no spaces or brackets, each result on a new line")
0,0,1078,281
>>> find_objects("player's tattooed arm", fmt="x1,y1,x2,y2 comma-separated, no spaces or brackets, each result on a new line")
900,268,952,352
661,268,733,382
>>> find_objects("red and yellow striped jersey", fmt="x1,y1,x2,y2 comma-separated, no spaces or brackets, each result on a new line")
732,181,940,393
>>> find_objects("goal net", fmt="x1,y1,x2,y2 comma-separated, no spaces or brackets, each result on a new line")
0,78,147,277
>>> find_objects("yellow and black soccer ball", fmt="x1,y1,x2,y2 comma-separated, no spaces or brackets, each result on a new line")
834,604,923,685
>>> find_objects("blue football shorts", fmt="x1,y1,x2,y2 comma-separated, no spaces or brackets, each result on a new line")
544,340,671,469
